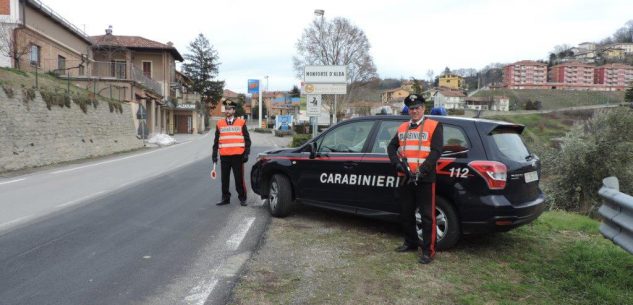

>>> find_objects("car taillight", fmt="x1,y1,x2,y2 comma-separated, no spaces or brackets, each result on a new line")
468,160,507,190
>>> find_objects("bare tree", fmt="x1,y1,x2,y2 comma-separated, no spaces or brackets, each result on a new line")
426,69,434,84
0,23,30,69
293,17,378,123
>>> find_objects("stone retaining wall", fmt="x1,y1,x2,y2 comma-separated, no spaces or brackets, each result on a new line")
0,86,143,173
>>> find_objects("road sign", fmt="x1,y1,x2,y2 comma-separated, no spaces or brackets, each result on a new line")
247,79,259,94
302,83,347,94
136,105,147,120
304,65,347,84
307,94,322,116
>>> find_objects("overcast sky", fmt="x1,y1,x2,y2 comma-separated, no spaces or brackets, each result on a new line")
43,0,632,93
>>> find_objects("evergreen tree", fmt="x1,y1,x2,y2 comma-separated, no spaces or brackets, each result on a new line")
625,82,633,103
411,77,423,94
235,94,247,117
289,85,301,98
182,33,224,122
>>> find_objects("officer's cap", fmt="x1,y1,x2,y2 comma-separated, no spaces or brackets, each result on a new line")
404,94,425,108
223,99,237,109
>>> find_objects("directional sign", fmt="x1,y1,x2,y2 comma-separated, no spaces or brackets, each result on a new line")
302,83,347,94
304,65,347,83
307,94,322,116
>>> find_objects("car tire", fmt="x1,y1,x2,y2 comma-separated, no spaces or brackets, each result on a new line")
268,174,293,217
416,197,460,250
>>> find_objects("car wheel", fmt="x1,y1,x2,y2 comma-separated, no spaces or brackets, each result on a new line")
416,197,460,250
268,174,293,217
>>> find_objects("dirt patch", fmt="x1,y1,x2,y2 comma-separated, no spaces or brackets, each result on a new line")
231,207,471,305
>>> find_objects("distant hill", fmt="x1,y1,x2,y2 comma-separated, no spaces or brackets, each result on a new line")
473,89,624,110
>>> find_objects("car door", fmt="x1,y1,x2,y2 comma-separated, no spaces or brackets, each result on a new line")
296,120,376,208
358,119,406,214
434,122,477,204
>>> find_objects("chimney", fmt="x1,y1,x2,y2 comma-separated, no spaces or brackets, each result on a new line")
167,41,173,47
105,25,113,35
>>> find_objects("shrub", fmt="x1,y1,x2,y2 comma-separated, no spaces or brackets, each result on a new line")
40,89,66,110
546,108,633,215
2,84,14,98
447,109,465,116
291,134,312,147
253,128,272,133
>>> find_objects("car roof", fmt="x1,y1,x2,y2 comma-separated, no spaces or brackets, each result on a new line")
345,115,525,135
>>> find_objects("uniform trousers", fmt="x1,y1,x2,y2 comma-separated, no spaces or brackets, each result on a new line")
220,155,246,202
400,182,437,257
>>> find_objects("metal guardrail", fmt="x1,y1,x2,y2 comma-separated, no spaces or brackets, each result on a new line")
598,176,633,254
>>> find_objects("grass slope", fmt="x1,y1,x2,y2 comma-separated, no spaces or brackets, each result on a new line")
473,89,624,110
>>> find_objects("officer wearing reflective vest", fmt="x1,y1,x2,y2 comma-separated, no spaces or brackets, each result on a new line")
387,94,443,264
212,100,251,206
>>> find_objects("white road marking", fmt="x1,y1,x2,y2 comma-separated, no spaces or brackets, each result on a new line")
0,178,25,186
0,216,31,230
226,217,256,251
56,191,107,208
50,142,192,175
184,278,218,305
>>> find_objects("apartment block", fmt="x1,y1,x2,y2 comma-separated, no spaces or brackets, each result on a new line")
549,62,595,85
594,63,633,88
503,60,548,89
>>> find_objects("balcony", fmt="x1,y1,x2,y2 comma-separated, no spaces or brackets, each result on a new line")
91,61,162,95
131,66,163,95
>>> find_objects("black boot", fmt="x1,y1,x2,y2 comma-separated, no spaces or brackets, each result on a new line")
394,244,418,252
418,255,433,264
216,200,230,206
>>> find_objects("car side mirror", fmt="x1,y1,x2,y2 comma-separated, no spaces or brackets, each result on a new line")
308,142,317,159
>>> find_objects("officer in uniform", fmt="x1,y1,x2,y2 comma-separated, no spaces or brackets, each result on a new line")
387,94,443,264
212,100,251,206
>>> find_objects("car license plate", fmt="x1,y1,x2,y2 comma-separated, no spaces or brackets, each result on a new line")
524,171,538,183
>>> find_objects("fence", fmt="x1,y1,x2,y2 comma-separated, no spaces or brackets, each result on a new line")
598,176,633,254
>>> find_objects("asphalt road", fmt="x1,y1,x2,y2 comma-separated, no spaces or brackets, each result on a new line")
0,130,289,305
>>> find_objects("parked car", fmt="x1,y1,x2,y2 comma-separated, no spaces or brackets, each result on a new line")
250,115,546,250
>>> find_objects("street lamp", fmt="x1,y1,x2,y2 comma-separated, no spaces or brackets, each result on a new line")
264,75,269,92
314,9,324,17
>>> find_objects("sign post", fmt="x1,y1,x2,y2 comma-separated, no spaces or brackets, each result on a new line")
248,79,261,128
136,104,147,146
303,65,347,129
307,94,322,138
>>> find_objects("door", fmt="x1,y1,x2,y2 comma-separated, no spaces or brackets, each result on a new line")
296,120,375,208
359,119,405,213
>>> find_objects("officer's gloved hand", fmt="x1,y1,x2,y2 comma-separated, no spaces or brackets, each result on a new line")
243,155,249,163
419,167,430,177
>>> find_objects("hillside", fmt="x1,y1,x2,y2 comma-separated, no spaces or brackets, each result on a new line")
473,89,624,110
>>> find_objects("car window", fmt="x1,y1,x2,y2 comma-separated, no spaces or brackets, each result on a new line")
370,121,402,153
490,131,530,162
442,125,470,154
318,121,374,153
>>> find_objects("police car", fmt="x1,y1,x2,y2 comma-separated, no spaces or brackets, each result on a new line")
250,115,546,250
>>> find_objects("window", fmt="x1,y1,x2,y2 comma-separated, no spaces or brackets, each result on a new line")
78,65,85,76
111,60,126,79
57,55,66,71
30,44,40,66
371,121,401,153
442,125,469,154
142,61,152,78
317,121,374,153
490,130,530,162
